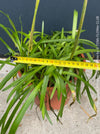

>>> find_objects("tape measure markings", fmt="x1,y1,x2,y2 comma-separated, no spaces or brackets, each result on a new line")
11,56,100,70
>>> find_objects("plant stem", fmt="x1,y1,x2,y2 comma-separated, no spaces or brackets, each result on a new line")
41,21,44,39
70,0,88,59
28,0,40,55
72,10,78,39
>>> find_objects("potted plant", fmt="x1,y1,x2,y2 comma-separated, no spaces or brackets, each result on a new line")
0,0,100,133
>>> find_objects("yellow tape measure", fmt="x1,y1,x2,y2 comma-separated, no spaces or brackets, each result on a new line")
10,56,100,70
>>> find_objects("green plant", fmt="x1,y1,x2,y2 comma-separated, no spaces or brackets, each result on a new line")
0,0,100,133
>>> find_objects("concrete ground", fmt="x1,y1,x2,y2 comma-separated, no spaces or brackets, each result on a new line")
0,59,100,134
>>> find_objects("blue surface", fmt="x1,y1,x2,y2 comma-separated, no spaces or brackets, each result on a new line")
0,0,100,56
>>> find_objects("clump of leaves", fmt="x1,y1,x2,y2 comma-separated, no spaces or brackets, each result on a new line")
0,0,100,133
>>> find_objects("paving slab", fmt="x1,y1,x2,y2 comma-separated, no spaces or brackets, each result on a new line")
0,59,100,134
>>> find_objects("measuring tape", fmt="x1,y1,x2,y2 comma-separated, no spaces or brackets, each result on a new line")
10,56,100,70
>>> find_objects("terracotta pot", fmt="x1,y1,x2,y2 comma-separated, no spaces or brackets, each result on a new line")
17,54,85,111
17,71,71,111
35,85,71,111
17,71,22,77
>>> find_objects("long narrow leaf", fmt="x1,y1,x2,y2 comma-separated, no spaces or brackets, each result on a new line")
41,21,44,38
45,109,53,125
28,0,40,53
40,75,49,109
1,85,34,134
50,84,57,99
0,24,21,52
0,10,17,32
0,37,15,54
41,38,74,44
74,49,100,56
70,0,88,59
53,73,61,100
58,95,66,118
76,69,82,103
79,39,97,48
8,80,43,134
63,71,97,94
42,102,46,119
0,95,19,126
72,10,78,39
82,73,97,113
0,64,24,90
